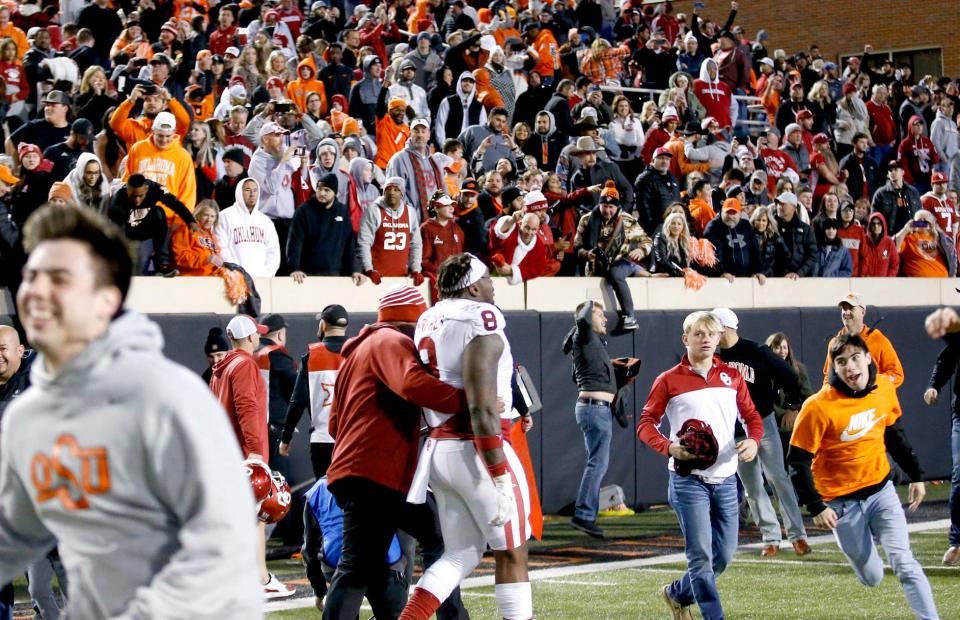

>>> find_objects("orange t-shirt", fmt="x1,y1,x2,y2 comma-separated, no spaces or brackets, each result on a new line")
821,326,904,389
688,198,716,236
375,117,410,170
791,375,900,502
898,232,949,277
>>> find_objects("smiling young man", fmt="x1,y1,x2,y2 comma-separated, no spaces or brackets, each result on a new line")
637,311,762,620
0,206,261,618
789,333,939,620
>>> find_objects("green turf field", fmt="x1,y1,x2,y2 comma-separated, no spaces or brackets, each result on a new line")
268,528,959,619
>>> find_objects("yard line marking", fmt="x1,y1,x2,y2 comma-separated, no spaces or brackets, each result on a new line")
461,592,497,598
265,518,951,613
542,579,618,586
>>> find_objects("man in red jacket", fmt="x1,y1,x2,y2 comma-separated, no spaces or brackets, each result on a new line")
323,286,469,620
210,314,295,600
421,192,465,302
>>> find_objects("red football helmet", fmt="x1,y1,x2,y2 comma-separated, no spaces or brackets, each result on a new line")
242,459,272,505
258,470,292,524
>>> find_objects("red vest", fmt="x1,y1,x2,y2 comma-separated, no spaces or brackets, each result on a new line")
499,227,551,282
371,205,413,276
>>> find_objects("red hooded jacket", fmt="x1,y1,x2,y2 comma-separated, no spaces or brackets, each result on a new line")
837,220,865,276
326,323,467,493
210,349,268,458
897,115,939,186
858,212,900,277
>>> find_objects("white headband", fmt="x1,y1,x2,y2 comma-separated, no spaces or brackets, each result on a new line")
441,253,487,294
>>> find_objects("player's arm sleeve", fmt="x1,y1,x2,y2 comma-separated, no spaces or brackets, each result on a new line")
282,357,310,444
0,432,56,585
301,501,327,598
636,374,672,456
884,419,925,483
117,386,261,619
371,336,467,414
735,375,764,443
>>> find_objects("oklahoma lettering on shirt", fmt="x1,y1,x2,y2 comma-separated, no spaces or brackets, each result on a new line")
790,375,900,501
134,157,177,187
371,204,414,276
637,355,763,480
232,225,267,244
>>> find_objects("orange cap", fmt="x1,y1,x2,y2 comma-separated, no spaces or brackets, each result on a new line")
722,198,742,213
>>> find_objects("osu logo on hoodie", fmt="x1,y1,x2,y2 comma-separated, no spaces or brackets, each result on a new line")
31,434,111,511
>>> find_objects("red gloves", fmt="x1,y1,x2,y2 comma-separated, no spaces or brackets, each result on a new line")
410,271,425,286
365,270,382,284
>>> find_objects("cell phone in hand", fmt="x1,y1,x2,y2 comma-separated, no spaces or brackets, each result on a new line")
295,146,307,157
913,220,929,229
694,1,705,9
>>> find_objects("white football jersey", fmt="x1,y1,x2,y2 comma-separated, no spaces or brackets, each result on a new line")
415,297,514,428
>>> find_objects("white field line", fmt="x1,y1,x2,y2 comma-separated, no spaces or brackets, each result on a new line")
541,579,618,586
265,518,951,613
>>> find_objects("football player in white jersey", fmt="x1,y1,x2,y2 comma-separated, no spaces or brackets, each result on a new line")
399,253,533,620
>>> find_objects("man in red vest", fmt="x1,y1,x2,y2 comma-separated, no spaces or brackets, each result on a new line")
280,305,349,478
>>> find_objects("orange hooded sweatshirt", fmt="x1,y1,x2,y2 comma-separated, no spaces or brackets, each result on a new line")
472,68,504,111
821,325,904,388
688,197,716,236
532,29,559,79
109,97,191,149
171,221,221,276
124,135,197,210
0,22,27,58
287,59,327,116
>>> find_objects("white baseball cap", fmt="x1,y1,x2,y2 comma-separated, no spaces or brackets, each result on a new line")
152,111,176,133
410,118,430,131
226,315,268,339
224,46,240,57
259,121,289,139
711,308,739,330
776,191,798,206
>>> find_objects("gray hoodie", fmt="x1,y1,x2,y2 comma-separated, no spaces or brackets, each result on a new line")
348,157,380,214
316,137,351,206
0,312,262,619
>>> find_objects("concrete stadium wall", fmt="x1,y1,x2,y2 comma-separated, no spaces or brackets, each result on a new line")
69,305,951,514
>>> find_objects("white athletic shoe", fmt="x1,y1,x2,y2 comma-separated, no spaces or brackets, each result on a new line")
263,573,296,599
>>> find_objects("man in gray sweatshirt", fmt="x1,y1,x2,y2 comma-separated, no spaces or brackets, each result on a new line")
0,206,262,619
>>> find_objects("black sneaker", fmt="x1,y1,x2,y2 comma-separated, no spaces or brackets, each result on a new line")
620,315,638,331
157,266,179,278
570,517,605,539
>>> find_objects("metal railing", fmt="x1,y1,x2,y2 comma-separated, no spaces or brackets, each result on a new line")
599,85,770,131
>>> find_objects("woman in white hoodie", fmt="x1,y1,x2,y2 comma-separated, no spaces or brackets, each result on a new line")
215,177,281,276
65,152,112,213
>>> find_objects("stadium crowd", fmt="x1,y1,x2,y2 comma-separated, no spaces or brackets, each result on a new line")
0,0,957,326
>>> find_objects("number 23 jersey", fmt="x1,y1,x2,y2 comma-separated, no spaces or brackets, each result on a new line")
415,298,514,429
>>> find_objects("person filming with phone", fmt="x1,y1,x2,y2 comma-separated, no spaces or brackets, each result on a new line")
894,209,957,277
109,81,191,152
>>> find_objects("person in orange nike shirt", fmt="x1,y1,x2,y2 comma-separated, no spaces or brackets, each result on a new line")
789,333,938,620
821,292,904,388
124,111,197,211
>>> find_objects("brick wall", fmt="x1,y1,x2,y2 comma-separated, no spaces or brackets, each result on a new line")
675,0,960,76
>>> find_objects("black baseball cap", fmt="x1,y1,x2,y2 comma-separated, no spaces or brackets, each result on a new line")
71,118,94,139
259,313,287,332
318,304,348,327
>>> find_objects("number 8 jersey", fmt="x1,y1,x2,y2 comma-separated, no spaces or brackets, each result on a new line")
415,298,514,431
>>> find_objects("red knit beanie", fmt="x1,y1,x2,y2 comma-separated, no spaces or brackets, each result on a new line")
378,286,427,323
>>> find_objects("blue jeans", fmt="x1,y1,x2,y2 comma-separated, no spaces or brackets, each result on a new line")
574,402,612,522
950,416,960,546
829,481,939,620
607,258,644,317
667,473,739,620
738,414,807,543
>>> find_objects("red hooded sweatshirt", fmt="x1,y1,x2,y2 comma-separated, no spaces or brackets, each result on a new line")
858,212,900,277
326,323,467,494
210,349,268,458
837,219,865,275
897,115,939,186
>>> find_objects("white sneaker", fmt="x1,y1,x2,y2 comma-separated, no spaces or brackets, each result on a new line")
263,573,296,599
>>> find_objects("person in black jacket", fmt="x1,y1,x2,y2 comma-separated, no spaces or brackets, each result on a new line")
712,308,811,558
749,205,788,277
838,132,878,202
702,199,763,282
107,175,197,276
923,333,960,566
287,171,364,284
871,160,922,235
76,0,122,68
561,299,616,539
545,79,576,139
513,70,554,131
634,148,680,234
773,191,817,278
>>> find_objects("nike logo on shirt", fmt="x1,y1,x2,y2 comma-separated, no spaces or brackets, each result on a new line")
839,408,881,442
